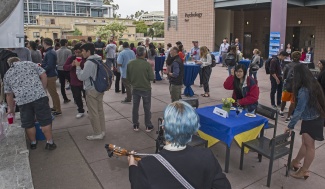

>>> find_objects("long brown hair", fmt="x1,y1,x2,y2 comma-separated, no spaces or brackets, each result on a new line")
292,64,325,117
199,46,208,59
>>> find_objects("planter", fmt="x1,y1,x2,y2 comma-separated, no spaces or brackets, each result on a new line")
222,106,231,113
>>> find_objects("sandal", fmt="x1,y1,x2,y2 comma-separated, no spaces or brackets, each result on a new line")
202,94,210,97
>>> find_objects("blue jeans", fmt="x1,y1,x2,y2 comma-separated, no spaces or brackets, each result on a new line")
228,66,235,76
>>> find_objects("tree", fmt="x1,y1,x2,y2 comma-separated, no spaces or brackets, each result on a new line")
148,28,155,40
73,28,82,36
103,0,114,5
151,22,164,37
96,20,128,40
133,21,148,35
134,10,149,19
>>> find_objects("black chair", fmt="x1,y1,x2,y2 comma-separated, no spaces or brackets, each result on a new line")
239,104,296,187
180,97,199,109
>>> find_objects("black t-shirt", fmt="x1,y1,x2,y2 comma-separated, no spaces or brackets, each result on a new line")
94,41,106,55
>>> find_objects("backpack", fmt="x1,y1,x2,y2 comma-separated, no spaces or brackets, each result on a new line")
259,58,264,68
225,53,236,67
0,50,17,80
283,65,294,92
210,53,217,67
264,57,274,75
89,59,113,93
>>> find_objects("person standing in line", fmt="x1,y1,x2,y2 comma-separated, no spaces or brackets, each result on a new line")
190,41,201,86
249,49,261,80
219,38,230,67
147,43,157,82
105,39,117,69
234,38,242,51
269,51,288,108
41,38,62,116
164,47,184,102
279,51,301,123
12,47,32,61
114,40,125,93
5,57,57,150
117,42,136,103
127,46,154,132
63,43,86,119
76,43,106,140
56,39,72,104
195,46,212,97
285,64,325,180
130,43,137,54
87,36,93,43
28,41,42,64
157,43,165,56
94,37,106,58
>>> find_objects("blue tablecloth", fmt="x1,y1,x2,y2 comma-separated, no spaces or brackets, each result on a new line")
239,60,251,69
183,63,200,96
155,56,165,81
196,105,268,147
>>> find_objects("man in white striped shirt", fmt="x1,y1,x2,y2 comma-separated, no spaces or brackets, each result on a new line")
219,39,230,67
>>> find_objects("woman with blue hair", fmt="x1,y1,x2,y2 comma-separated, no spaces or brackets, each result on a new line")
128,101,231,189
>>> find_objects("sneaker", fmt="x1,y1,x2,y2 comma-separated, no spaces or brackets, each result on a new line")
133,124,139,132
279,111,285,118
52,112,62,116
121,99,131,103
76,113,84,119
30,142,37,150
64,99,71,104
86,134,104,140
285,118,291,123
51,108,56,112
272,105,277,109
145,126,154,133
45,142,57,150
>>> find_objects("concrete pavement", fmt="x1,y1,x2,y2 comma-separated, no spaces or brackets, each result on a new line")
29,65,325,189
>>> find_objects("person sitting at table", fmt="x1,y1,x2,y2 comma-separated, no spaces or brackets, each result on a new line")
128,101,232,189
224,64,259,113
285,64,325,180
249,49,261,80
178,44,185,63
195,46,212,97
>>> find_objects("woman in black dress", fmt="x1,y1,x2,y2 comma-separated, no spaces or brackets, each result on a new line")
285,64,325,180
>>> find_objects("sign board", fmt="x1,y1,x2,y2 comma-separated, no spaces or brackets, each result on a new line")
0,0,24,48
213,107,228,118
269,32,280,58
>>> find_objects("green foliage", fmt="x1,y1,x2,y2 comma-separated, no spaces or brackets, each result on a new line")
72,28,82,36
133,21,148,35
151,22,164,37
148,28,155,40
96,20,128,40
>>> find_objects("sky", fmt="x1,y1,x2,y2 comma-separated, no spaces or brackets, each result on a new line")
113,0,177,18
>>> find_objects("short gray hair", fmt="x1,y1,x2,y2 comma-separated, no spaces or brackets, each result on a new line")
136,46,146,57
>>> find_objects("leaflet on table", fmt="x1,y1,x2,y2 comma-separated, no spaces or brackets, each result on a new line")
213,107,228,118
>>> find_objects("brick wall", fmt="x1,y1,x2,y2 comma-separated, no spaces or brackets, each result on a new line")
164,0,215,52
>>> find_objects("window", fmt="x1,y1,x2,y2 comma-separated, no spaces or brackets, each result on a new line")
50,19,55,24
33,32,40,38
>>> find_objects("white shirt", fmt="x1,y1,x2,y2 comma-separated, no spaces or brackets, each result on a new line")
219,43,230,54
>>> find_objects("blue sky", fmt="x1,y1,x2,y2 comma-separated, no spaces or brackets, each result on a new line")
113,0,177,18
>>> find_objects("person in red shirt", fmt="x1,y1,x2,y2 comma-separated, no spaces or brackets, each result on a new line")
178,44,185,63
63,43,86,119
224,64,259,113
300,48,307,61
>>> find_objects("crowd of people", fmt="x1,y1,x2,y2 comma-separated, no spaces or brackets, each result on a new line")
1,34,325,187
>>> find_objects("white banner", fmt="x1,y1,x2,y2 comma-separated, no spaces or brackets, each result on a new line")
0,0,24,48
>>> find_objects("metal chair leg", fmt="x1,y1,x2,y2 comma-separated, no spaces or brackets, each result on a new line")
240,144,244,170
267,159,274,187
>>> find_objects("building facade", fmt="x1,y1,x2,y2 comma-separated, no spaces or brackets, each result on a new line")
24,15,136,41
165,0,325,62
24,0,114,25
140,11,165,22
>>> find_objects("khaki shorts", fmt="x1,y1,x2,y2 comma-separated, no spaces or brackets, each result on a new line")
281,91,295,103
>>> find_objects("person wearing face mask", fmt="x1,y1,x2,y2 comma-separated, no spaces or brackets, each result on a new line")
224,64,259,113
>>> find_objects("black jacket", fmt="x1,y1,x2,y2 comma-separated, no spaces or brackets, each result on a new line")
170,55,184,86
0,50,17,80
318,70,325,94
129,145,231,189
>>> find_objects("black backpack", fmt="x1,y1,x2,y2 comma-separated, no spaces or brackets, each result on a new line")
259,58,264,68
283,65,295,92
210,53,217,67
225,53,236,67
0,50,17,80
264,57,275,75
